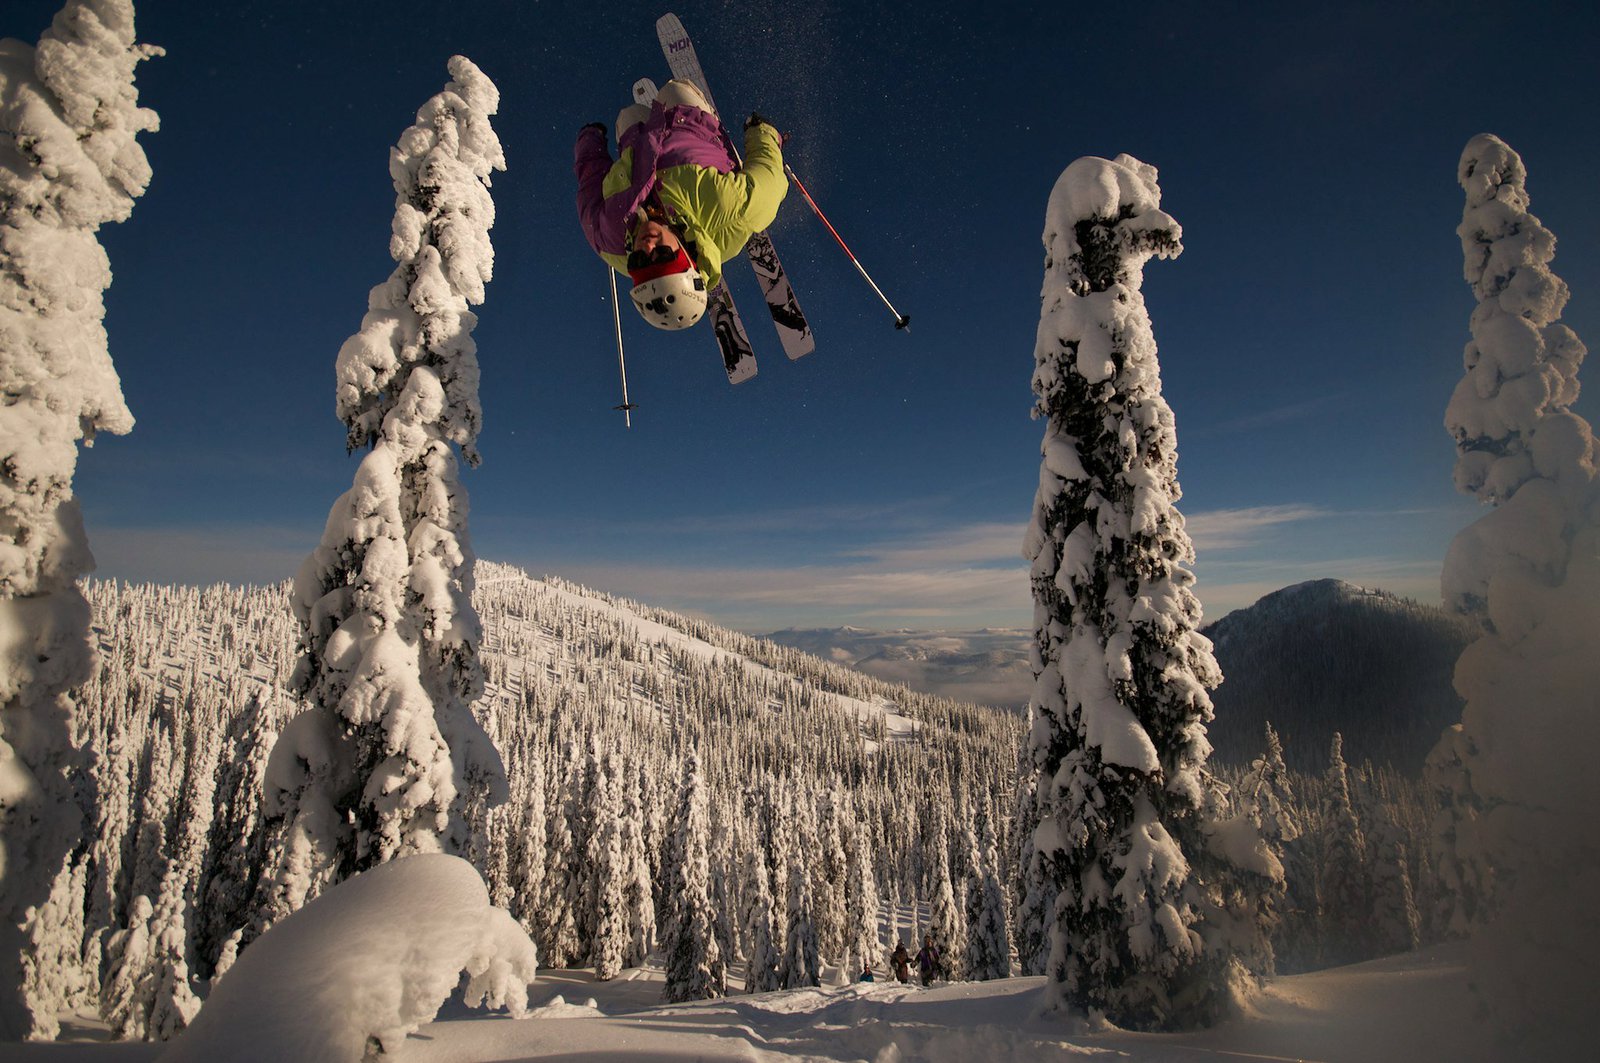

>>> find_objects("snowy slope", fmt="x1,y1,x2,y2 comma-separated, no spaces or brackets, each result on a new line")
15,943,1496,1062
515,571,923,745
402,944,1493,1063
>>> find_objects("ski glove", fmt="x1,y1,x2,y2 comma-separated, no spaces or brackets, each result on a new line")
745,112,787,145
581,121,607,136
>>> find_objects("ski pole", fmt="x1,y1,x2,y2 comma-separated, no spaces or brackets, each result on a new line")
609,268,637,428
784,164,910,331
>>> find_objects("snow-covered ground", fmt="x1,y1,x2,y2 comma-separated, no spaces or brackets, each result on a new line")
15,943,1495,1062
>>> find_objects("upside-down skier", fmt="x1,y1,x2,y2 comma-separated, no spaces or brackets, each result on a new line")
574,78,788,331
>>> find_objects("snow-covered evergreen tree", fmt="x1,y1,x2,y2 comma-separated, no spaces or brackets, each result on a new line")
1235,723,1304,971
963,804,1012,981
195,695,275,975
1423,724,1490,938
143,859,200,1040
660,753,724,1002
20,852,92,1040
813,789,849,962
126,725,174,922
845,818,883,978
619,766,655,968
1317,734,1371,966
1366,808,1420,956
283,56,507,882
541,751,582,967
741,840,782,992
925,809,964,981
782,837,821,990
98,893,151,1040
1431,134,1599,1055
1022,154,1238,1028
1013,749,1054,976
588,755,628,980
0,0,158,1035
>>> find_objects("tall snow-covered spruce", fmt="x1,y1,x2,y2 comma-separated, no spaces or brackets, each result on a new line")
0,0,158,1038
1431,133,1599,1056
660,752,725,1003
275,57,507,890
1022,155,1241,1029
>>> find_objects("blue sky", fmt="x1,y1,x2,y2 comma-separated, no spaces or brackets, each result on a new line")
14,0,1599,631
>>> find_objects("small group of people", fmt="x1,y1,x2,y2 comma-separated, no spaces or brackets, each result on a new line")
860,935,942,987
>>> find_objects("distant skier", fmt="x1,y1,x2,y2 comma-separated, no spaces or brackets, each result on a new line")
574,79,788,331
858,961,876,983
916,935,941,987
891,940,911,983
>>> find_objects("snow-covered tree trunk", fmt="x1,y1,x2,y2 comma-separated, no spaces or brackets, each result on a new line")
281,56,507,887
1429,134,1600,1055
1022,155,1241,1029
0,0,158,1036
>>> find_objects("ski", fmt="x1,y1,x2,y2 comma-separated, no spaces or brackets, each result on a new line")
656,12,815,361
709,282,758,384
634,74,757,384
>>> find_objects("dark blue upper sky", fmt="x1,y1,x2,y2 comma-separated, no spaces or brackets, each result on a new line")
13,0,1599,630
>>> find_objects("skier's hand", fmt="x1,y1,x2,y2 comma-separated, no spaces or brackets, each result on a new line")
581,121,607,136
745,112,788,146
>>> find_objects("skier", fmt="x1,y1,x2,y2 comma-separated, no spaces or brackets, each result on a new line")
575,79,788,331
915,934,941,987
891,940,911,983
858,961,876,983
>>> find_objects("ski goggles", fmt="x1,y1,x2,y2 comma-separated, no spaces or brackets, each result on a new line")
627,244,696,285
626,243,684,271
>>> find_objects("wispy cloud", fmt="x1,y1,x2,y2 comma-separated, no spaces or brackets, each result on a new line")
551,519,1034,631
87,502,1450,635
1195,393,1350,438
1185,505,1331,551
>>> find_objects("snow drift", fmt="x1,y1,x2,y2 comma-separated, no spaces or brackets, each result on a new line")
158,854,536,1063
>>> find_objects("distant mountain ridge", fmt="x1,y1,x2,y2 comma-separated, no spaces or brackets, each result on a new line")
1201,579,1477,773
763,579,1478,774
760,626,1033,710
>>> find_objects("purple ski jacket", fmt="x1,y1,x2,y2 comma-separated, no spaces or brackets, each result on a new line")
575,102,787,292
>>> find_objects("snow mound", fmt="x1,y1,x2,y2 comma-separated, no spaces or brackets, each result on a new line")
526,993,602,1019
158,854,536,1063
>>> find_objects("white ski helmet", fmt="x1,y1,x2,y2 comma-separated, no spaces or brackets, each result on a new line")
627,244,707,330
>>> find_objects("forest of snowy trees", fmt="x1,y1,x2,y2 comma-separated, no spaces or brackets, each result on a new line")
2,0,1594,1057
9,567,1458,1042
